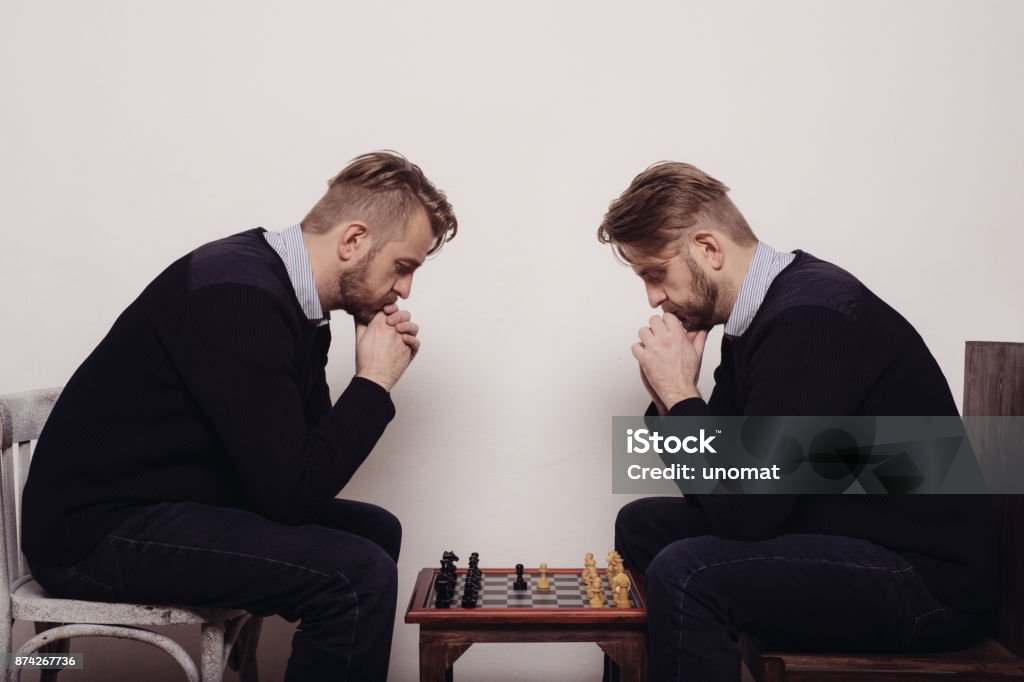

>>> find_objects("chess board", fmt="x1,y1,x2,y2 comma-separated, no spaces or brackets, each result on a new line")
439,571,638,609
405,568,647,625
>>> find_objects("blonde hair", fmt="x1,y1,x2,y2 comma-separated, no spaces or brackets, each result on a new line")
302,150,457,256
598,161,755,262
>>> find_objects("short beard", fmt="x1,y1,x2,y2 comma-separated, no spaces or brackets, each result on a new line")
338,252,396,325
669,252,720,332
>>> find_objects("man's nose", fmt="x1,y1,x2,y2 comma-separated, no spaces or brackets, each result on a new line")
394,275,412,300
646,283,666,309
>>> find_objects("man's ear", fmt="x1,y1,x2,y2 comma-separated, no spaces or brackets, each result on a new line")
337,221,369,262
692,230,725,270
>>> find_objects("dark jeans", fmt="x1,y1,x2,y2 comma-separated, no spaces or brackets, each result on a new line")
615,497,982,682
30,498,401,682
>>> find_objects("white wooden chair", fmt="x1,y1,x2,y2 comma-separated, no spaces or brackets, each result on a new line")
0,388,262,682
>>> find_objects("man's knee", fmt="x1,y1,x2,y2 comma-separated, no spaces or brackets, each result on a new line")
615,498,654,550
320,500,402,563
615,498,669,572
372,507,402,563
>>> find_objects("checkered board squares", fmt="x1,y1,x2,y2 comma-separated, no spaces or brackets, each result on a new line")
430,572,638,609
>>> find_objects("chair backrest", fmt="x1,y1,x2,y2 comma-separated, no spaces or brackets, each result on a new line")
0,388,62,595
963,341,1024,657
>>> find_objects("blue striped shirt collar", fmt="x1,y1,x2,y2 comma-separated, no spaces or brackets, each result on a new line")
723,241,795,338
263,224,330,327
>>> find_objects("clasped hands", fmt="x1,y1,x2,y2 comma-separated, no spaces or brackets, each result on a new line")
355,304,420,391
632,312,708,415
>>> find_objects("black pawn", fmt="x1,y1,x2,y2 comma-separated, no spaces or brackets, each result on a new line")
513,563,528,590
461,583,478,608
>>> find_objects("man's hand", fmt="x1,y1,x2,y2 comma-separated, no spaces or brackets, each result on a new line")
382,303,420,359
631,312,708,410
355,310,413,391
640,366,667,416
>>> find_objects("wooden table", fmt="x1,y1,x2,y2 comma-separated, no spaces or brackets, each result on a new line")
405,567,648,682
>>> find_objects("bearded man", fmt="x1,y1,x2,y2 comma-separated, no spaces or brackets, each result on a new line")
22,151,457,682
601,162,995,681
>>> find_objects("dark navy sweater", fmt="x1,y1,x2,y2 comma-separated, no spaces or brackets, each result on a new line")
664,251,997,614
22,229,395,568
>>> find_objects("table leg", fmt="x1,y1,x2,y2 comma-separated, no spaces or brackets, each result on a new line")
597,639,647,682
419,634,471,682
603,652,621,682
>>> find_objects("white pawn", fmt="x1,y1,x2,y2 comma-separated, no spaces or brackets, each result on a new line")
537,562,551,591
588,576,605,608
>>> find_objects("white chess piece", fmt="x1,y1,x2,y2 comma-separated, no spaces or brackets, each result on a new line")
537,562,551,590
612,572,631,608
588,576,605,608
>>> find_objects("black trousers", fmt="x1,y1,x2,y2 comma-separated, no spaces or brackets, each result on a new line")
615,497,982,682
31,498,401,682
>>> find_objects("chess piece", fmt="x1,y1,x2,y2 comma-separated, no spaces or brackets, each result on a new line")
537,562,551,590
443,550,459,578
434,573,453,608
461,580,478,609
582,553,596,584
440,550,459,586
612,572,631,608
513,563,528,590
588,576,605,608
606,550,624,581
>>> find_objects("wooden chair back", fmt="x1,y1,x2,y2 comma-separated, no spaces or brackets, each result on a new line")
963,341,1024,657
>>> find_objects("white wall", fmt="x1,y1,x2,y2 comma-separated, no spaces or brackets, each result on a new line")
2,1,1023,680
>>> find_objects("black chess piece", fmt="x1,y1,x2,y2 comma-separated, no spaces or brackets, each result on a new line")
461,581,478,609
513,562,528,590
439,558,453,583
434,573,453,608
440,550,459,584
